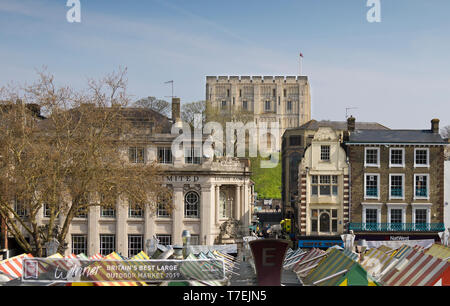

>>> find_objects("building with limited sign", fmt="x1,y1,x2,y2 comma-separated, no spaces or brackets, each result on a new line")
4,98,254,258
70,99,255,256
345,117,447,247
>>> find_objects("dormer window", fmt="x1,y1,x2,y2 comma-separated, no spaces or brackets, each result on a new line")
320,145,330,161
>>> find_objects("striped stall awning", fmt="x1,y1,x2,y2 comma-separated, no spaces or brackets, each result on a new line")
361,247,397,279
425,244,450,261
283,249,307,270
89,253,104,260
181,253,224,286
302,248,359,286
293,248,327,278
0,253,34,279
91,252,143,286
76,253,89,260
380,249,450,286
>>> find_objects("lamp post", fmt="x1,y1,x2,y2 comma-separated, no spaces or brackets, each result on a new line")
182,230,191,259
172,246,183,259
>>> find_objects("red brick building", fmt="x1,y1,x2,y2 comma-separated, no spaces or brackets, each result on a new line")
345,117,447,245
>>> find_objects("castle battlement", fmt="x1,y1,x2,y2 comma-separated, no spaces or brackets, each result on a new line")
206,75,308,83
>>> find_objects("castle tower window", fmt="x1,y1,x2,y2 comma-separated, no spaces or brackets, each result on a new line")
287,101,292,112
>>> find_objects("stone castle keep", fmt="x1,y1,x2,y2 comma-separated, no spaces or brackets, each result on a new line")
205,76,312,151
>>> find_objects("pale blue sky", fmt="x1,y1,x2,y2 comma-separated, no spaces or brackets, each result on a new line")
0,0,449,129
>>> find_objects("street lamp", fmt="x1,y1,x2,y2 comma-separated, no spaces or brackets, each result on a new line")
182,230,191,258
173,246,183,259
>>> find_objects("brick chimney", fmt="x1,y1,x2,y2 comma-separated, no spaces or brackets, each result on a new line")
347,116,356,132
431,118,440,134
172,97,181,123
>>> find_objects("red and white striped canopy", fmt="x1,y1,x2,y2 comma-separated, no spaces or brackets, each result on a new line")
0,254,34,279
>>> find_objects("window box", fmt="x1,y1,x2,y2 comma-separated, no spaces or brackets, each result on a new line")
364,174,380,199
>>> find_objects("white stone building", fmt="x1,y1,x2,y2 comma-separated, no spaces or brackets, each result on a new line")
7,99,254,258
298,127,349,236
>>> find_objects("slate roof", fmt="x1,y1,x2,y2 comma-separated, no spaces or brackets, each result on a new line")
36,106,173,134
287,119,390,132
347,129,447,144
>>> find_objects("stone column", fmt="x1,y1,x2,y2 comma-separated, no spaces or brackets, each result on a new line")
172,186,184,246
234,185,241,220
215,185,221,225
240,185,245,220
200,185,212,245
88,206,100,256
242,183,250,234
116,197,127,257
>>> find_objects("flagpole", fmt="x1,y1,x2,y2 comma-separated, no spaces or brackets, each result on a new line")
299,53,303,76
299,56,301,76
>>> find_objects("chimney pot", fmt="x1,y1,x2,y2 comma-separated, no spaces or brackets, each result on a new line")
172,97,181,123
347,116,356,132
431,118,440,134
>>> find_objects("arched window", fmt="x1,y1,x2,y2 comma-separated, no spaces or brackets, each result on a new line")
319,213,330,233
184,191,200,218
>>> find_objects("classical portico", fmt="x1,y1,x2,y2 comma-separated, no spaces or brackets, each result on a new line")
164,171,252,246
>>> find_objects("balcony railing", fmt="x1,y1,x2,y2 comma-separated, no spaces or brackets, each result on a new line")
348,223,445,232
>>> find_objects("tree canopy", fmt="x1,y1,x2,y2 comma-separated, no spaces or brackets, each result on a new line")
0,68,171,256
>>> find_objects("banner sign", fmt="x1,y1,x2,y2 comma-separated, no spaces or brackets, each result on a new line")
249,239,289,286
298,240,344,248
22,258,225,283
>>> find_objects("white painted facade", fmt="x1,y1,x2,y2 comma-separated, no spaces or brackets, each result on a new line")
298,127,349,236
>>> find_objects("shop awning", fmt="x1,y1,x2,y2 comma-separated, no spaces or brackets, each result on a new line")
292,248,327,278
380,249,450,286
302,248,379,286
0,253,34,279
425,244,450,261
